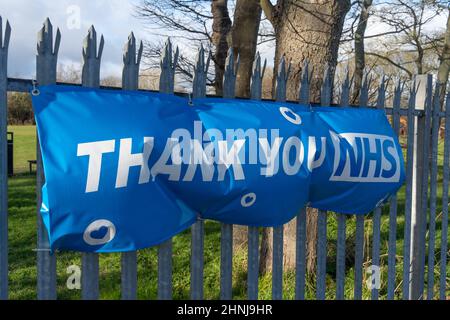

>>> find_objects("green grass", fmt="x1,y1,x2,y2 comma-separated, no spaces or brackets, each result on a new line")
7,125,36,174
6,125,450,299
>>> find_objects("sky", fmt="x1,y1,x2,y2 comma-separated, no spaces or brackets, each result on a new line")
0,0,148,78
0,0,448,79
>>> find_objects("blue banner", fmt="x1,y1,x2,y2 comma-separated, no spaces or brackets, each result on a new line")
32,85,405,252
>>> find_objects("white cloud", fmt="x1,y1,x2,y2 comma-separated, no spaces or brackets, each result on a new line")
0,0,152,79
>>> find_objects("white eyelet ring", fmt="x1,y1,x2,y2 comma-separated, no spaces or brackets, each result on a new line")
83,219,116,246
241,192,256,207
279,106,301,125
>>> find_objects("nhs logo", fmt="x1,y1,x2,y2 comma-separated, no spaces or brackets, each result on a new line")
329,132,401,183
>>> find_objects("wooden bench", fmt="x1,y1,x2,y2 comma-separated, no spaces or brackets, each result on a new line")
28,160,37,173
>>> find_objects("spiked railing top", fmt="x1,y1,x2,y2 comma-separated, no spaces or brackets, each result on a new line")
82,25,104,61
393,78,406,110
194,44,211,74
37,18,61,56
0,16,11,51
339,65,352,107
224,48,240,78
299,60,313,105
276,55,291,81
252,52,266,80
376,74,388,109
123,32,143,66
432,82,442,116
160,38,179,71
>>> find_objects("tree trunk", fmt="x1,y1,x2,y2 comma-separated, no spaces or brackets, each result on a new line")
259,0,350,274
352,0,373,104
211,0,232,95
229,0,263,250
262,0,351,102
230,0,262,98
438,9,450,109
259,216,298,274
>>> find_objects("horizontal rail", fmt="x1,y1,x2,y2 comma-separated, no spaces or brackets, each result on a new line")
5,77,431,117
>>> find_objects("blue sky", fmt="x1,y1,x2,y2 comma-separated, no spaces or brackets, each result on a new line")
1,0,149,78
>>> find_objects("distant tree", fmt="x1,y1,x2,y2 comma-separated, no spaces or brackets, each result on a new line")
437,8,450,107
101,76,122,87
8,92,33,125
366,0,445,77
57,63,81,83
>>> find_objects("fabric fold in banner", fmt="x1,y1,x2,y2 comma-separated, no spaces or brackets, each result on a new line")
32,85,405,252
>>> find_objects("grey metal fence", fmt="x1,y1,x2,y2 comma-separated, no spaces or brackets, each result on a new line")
0,17,448,300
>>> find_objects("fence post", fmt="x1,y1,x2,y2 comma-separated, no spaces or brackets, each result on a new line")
426,82,441,299
190,45,209,300
402,79,418,300
157,38,178,300
0,16,11,300
120,32,142,300
247,52,265,300
409,74,432,300
36,18,60,300
81,26,104,300
272,56,290,300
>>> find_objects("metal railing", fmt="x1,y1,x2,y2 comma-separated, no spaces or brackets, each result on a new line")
0,17,448,300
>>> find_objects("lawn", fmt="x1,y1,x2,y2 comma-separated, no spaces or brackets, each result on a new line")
7,125,36,174
5,125,449,299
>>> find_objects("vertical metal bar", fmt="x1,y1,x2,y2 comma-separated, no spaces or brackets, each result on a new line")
402,80,417,300
0,17,11,300
81,25,104,300
426,83,441,300
336,214,346,300
295,61,310,300
353,72,369,300
272,226,283,300
439,93,450,300
316,65,332,300
219,48,238,300
371,208,381,300
220,223,233,300
335,68,350,300
247,226,259,300
295,208,306,300
410,74,432,299
190,219,204,300
354,215,364,300
271,57,290,301
158,240,172,300
190,45,209,300
246,53,265,300
120,32,143,300
371,75,387,300
157,38,178,300
316,211,327,300
36,18,59,300
387,79,403,300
